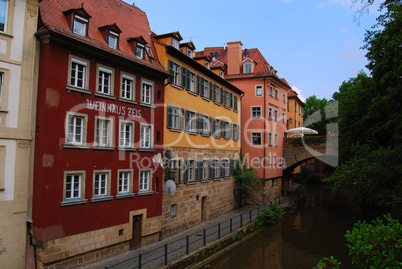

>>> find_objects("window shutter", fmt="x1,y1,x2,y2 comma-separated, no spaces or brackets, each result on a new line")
209,82,213,101
230,93,233,108
184,160,189,183
209,161,213,179
201,77,205,97
195,161,199,181
177,160,182,184
180,108,185,131
168,60,173,83
220,160,224,178
186,69,191,91
229,123,233,140
234,95,238,112
167,105,173,129
181,66,187,89
220,88,224,104
230,160,234,176
185,110,190,132
196,75,200,95
208,117,212,136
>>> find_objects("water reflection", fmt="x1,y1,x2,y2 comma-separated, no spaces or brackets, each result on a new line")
204,185,363,269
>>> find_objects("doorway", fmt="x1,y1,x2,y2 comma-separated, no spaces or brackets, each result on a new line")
129,215,142,250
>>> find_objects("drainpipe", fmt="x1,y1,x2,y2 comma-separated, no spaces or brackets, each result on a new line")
263,78,267,203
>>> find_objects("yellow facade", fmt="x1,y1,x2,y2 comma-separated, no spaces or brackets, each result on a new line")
287,93,304,130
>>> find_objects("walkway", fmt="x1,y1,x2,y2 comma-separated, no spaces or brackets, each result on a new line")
81,184,300,269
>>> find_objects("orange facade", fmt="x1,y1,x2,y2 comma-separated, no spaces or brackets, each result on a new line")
287,89,305,130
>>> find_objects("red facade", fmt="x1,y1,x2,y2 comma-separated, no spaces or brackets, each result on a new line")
33,0,169,242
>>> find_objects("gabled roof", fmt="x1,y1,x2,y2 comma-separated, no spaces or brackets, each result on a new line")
38,0,168,76
196,46,291,89
153,31,183,41
180,41,196,51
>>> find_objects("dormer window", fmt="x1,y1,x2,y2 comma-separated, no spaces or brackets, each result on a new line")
205,61,210,69
172,38,179,49
187,49,193,58
220,70,224,78
108,31,119,49
73,15,88,36
145,46,154,59
136,43,145,59
243,62,253,74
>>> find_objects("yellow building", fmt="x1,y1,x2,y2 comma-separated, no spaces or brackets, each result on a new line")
0,0,39,268
153,32,243,237
287,88,305,130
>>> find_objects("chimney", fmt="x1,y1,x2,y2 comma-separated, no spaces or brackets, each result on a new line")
227,41,242,75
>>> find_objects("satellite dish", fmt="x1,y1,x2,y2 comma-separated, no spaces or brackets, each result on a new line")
164,150,174,160
165,180,176,195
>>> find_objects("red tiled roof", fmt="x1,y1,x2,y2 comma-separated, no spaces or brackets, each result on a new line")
197,46,291,88
38,0,167,74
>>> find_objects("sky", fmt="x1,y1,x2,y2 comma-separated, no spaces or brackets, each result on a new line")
124,0,382,101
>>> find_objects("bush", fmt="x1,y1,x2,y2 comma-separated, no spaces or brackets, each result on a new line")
256,204,283,226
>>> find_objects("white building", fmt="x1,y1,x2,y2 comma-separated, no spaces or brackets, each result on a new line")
0,0,38,268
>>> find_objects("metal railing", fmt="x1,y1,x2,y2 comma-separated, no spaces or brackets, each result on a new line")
105,201,280,269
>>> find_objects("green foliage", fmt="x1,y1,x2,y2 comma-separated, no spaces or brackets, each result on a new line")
256,204,283,226
302,95,337,135
317,214,401,269
234,155,260,205
345,214,402,268
316,256,341,269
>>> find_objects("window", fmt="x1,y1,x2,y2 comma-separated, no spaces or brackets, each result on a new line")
187,49,193,58
201,78,209,99
184,160,194,182
66,112,87,145
185,110,196,133
221,159,230,178
118,170,133,195
219,70,224,78
251,132,262,146
274,156,277,166
63,171,85,202
232,123,239,141
275,89,279,99
121,74,135,101
136,43,145,59
189,72,196,92
139,170,152,192
141,80,153,105
108,31,119,49
255,85,263,96
140,124,153,149
222,121,230,140
282,112,286,124
269,86,274,97
119,120,134,148
0,71,4,108
69,58,88,89
95,117,112,147
195,160,208,181
205,61,210,69
172,39,179,49
97,67,113,95
167,105,184,130
268,155,272,166
167,159,182,184
268,107,273,120
73,15,88,36
225,90,231,108
213,84,220,103
213,118,221,138
0,0,7,33
209,159,219,179
233,95,238,112
243,63,253,74
274,109,278,122
199,114,210,136
171,204,177,217
283,93,287,103
168,60,180,86
274,133,278,147
93,171,111,197
251,106,262,119
268,132,273,146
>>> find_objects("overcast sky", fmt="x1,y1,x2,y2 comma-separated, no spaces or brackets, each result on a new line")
124,0,381,101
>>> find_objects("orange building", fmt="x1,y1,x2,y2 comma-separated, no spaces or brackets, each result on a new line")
153,33,243,237
197,42,291,203
287,89,305,130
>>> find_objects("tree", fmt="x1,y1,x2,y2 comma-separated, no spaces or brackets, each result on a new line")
303,95,337,135
234,156,260,206
317,214,402,269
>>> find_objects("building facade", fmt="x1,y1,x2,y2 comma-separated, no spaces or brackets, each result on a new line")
197,42,291,203
287,88,305,130
153,32,243,237
0,0,39,268
31,0,170,267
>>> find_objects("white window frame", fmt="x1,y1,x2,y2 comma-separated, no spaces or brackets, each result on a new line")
185,110,196,133
108,31,119,49
251,106,262,119
119,120,134,148
141,79,153,105
139,169,152,192
172,38,179,49
120,73,135,101
213,117,221,138
269,86,274,97
274,109,278,122
221,159,230,178
63,171,86,202
275,89,279,99
171,61,181,86
282,112,286,124
268,132,273,146
189,71,196,92
69,57,89,90
0,69,9,110
283,93,287,103
243,63,253,74
73,15,88,36
66,112,88,145
210,159,219,179
94,116,113,147
136,43,145,59
171,204,177,217
255,85,263,96
140,123,153,149
117,169,134,195
184,160,194,182
268,107,273,120
93,170,111,198
274,133,278,147
97,66,114,95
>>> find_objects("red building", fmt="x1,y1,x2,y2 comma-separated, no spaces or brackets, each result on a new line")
32,0,169,267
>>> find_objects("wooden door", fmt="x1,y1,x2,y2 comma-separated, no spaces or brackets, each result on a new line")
129,215,142,250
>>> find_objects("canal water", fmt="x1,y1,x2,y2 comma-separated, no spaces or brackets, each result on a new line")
203,184,365,269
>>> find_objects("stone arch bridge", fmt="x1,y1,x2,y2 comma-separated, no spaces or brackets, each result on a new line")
283,136,339,171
